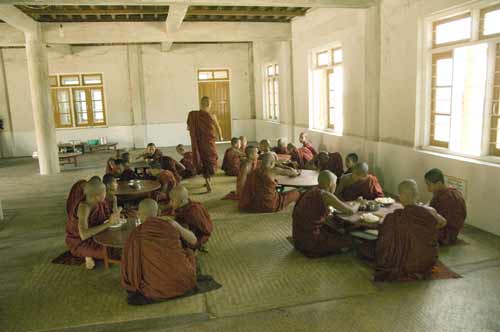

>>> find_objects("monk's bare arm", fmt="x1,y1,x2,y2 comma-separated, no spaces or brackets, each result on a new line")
321,191,359,215
335,175,351,196
273,167,299,177
175,159,186,171
424,206,447,229
169,219,198,246
77,204,117,241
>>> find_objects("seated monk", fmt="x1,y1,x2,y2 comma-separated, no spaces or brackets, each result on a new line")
171,185,213,250
316,151,344,179
272,138,288,155
105,157,119,177
121,199,197,303
293,171,360,258
222,137,245,176
137,143,163,163
147,163,178,205
239,152,300,213
120,154,137,181
299,132,318,156
425,168,467,245
336,162,384,201
287,143,314,169
65,178,121,269
160,155,185,183
223,145,260,200
374,179,446,282
102,174,119,212
344,153,358,175
239,136,248,154
176,144,196,179
66,179,87,221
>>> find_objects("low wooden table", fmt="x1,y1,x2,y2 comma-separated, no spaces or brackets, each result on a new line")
58,152,82,167
94,219,136,269
274,169,319,188
88,142,118,152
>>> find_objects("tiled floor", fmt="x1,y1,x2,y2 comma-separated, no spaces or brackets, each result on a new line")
1,146,500,332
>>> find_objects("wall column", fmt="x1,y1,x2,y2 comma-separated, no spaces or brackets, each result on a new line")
127,44,147,149
25,26,60,174
279,40,294,141
0,49,15,158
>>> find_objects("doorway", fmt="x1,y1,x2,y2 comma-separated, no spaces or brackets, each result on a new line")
197,69,232,141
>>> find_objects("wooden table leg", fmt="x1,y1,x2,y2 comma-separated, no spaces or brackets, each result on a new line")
74,157,78,167
103,246,109,269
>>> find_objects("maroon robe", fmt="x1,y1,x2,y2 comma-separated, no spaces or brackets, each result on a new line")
145,149,163,163
187,110,218,178
375,205,439,282
66,180,86,219
292,188,352,258
65,201,112,259
290,147,314,169
302,142,318,156
223,159,260,200
180,152,196,178
120,168,137,181
121,217,196,300
154,170,178,204
317,152,344,178
175,201,213,250
239,168,300,213
272,146,288,155
160,156,183,183
221,147,242,176
340,175,384,201
430,187,467,245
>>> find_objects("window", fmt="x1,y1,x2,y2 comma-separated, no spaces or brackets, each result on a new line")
425,3,500,158
50,73,107,128
310,47,344,132
265,64,279,121
197,69,229,81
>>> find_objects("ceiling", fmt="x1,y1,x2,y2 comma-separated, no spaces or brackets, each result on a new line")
12,5,310,23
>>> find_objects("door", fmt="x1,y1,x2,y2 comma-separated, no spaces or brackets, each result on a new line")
197,69,232,141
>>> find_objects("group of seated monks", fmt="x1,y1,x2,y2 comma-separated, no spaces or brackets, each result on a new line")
64,132,467,304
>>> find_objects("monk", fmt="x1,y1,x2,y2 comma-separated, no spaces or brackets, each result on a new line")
299,132,318,156
171,185,213,250
374,179,446,282
147,163,178,205
239,136,248,154
239,152,300,213
287,143,314,169
336,162,384,201
105,157,119,177
222,137,245,176
176,144,196,179
344,153,358,175
66,179,87,221
272,138,288,155
160,155,185,183
137,143,163,163
187,96,223,193
293,171,360,258
65,179,121,269
223,145,259,200
316,151,344,179
102,174,119,212
425,168,467,245
121,199,197,303
119,153,137,181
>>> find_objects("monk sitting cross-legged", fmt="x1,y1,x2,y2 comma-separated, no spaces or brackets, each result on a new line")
171,185,213,251
137,143,163,163
272,138,288,155
374,179,447,282
160,155,185,183
293,171,361,258
119,154,138,181
425,168,467,245
176,144,196,179
299,132,318,156
316,151,344,179
121,199,197,304
239,152,300,213
102,174,119,212
65,178,122,269
336,162,384,201
287,143,314,169
222,137,245,176
146,163,178,206
223,145,260,200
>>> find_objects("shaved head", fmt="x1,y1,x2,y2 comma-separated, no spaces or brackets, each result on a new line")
352,162,369,176
245,145,259,159
318,170,337,191
200,96,211,108
139,198,158,219
260,152,276,169
287,143,296,151
84,179,106,199
277,138,286,147
170,185,189,209
259,139,271,152
398,179,419,205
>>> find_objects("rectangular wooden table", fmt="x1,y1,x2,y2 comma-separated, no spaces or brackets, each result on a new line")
58,152,82,167
88,142,118,152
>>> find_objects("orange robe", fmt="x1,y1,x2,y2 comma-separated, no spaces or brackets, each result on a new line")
221,148,242,176
145,149,163,163
292,188,352,258
180,152,196,178
160,156,183,183
317,152,344,178
187,110,218,178
290,147,314,169
302,142,318,156
155,170,178,204
65,201,111,259
121,217,196,300
223,159,259,200
272,146,288,155
339,175,384,201
239,168,300,213
120,168,137,181
175,201,213,250
375,205,439,282
66,179,86,219
430,187,467,245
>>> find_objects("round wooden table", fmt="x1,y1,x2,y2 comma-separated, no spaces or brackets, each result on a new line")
274,169,319,188
94,219,137,269
113,180,161,198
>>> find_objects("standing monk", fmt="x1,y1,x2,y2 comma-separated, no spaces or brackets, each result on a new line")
239,152,300,213
65,179,121,269
293,171,360,258
336,162,384,201
222,137,245,176
299,132,318,156
176,144,196,179
187,96,223,193
223,145,260,200
121,199,197,304
171,185,213,250
374,180,446,282
425,168,467,245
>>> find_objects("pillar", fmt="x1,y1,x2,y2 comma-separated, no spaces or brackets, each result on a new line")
25,26,60,175
127,44,147,149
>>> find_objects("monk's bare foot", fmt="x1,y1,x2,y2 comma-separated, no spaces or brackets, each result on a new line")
85,257,95,270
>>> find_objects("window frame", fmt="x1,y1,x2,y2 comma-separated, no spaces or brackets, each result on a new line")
489,43,500,156
82,73,103,86
316,51,330,68
51,88,73,128
432,13,473,49
197,69,230,81
59,74,81,87
480,4,500,40
265,64,279,121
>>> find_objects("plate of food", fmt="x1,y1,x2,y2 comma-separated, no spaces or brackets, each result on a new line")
375,197,395,206
360,213,380,224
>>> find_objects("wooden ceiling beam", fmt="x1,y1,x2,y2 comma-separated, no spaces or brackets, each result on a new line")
0,5,38,33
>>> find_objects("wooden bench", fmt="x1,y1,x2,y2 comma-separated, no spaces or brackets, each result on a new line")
58,152,82,167
58,142,89,154
88,142,118,152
